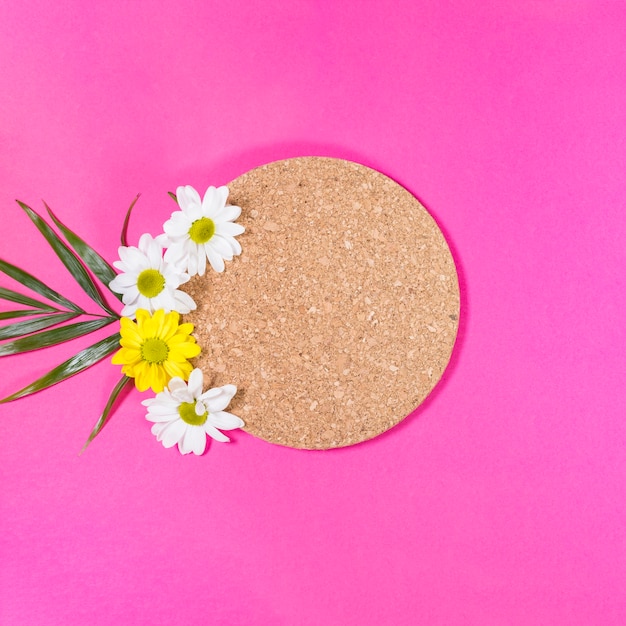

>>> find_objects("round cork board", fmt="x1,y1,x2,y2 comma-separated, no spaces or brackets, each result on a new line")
184,157,459,449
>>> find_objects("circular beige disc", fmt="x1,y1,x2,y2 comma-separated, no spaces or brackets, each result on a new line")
184,157,459,449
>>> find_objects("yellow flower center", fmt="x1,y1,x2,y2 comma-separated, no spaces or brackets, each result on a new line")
178,401,208,426
137,269,165,298
189,217,215,244
141,337,169,364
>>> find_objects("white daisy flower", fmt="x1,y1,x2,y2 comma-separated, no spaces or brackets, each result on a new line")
109,233,196,319
163,184,245,276
142,368,244,455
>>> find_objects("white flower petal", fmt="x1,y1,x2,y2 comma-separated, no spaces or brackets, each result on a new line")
146,405,180,418
168,378,193,404
209,236,234,260
159,419,186,448
209,411,244,430
164,221,191,240
168,377,186,391
145,402,180,416
145,237,164,267
178,425,201,455
215,186,230,208
136,294,154,313
213,204,241,223
177,430,192,454
205,244,225,273
146,388,171,402
187,426,208,455
228,237,242,256
163,242,187,266
155,233,170,247
162,263,189,286
151,421,175,438
120,285,140,305
187,247,199,276
187,368,204,398
164,213,192,238
199,387,222,400
214,234,242,256
137,233,152,254
177,185,202,211
118,245,145,268
120,302,139,318
221,383,237,397
205,385,236,412
215,221,245,237
109,273,137,291
149,291,169,312
204,424,230,443
187,203,203,222
202,186,228,217
194,244,206,276
146,410,179,423
170,387,193,404
173,289,196,313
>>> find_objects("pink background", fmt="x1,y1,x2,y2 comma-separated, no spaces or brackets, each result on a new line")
1,1,625,624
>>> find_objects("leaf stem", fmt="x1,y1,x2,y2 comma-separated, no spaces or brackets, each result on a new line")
121,194,141,247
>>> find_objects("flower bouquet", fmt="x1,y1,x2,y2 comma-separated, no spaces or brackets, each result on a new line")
1,185,245,455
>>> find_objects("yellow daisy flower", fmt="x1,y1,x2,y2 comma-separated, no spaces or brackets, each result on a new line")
112,309,201,393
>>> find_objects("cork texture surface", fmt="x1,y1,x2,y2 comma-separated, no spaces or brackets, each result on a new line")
184,157,459,449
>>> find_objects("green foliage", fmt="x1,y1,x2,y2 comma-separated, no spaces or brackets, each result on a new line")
0,309,57,321
0,312,79,341
0,332,121,402
0,286,59,311
18,201,117,316
0,317,117,356
81,375,133,453
0,196,153,447
0,200,127,447
46,204,121,300
0,258,82,312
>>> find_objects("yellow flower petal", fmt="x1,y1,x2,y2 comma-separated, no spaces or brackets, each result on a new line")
134,361,151,392
119,335,142,350
120,363,133,377
111,348,128,365
149,362,167,393
161,314,180,341
163,360,185,378
142,317,158,338
176,343,202,359
177,322,194,336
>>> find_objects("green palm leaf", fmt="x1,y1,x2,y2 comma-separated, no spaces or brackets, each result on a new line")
0,332,121,402
81,375,132,453
18,201,117,316
120,194,140,247
0,260,81,312
0,312,79,340
0,309,57,321
45,204,122,302
0,316,117,356
0,287,58,311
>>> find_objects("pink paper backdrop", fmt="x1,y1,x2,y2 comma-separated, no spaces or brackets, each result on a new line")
1,1,625,624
